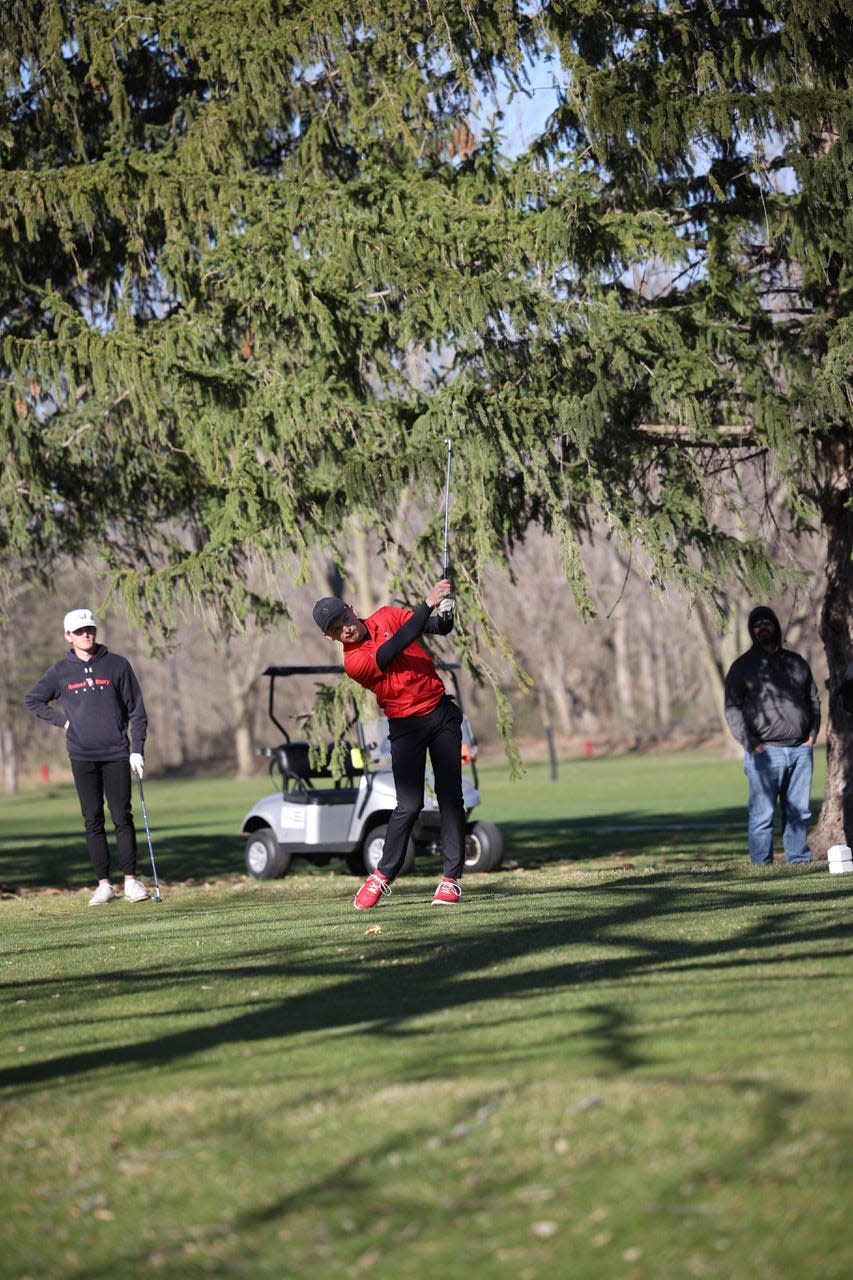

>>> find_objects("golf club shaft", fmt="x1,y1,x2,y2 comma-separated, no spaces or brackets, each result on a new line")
443,435,452,575
135,774,162,900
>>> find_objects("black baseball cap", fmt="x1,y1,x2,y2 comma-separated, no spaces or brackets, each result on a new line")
313,597,348,634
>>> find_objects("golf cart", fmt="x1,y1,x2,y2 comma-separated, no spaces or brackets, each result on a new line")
240,663,503,880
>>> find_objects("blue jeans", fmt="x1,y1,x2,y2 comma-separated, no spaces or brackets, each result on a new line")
742,743,813,865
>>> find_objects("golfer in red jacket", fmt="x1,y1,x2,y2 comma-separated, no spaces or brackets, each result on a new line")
313,578,466,908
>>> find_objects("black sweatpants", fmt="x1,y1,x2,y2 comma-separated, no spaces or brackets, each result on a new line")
378,695,466,882
70,757,138,881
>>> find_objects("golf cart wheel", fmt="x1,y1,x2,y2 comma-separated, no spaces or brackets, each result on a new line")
465,820,504,872
362,823,416,876
244,828,293,880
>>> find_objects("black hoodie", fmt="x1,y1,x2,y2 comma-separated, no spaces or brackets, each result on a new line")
25,644,147,763
723,607,820,752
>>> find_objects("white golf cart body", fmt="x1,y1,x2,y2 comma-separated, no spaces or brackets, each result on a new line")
240,663,503,879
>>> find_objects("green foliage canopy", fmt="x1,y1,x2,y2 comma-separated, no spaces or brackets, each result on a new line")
1,1,851,661
1,2,551,631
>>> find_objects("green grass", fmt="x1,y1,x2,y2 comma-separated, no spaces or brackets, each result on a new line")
1,747,850,1280
2,745,825,888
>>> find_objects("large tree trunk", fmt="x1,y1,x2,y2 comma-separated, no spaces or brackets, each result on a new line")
225,659,257,780
0,720,17,795
612,611,634,722
811,429,853,855
169,660,188,767
221,631,264,779
540,651,576,734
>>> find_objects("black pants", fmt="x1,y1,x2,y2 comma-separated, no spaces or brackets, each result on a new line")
70,757,137,881
379,696,466,882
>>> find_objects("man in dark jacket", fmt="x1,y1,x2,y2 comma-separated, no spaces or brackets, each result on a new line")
723,606,821,865
25,608,150,904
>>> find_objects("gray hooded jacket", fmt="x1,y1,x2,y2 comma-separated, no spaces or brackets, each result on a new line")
723,607,820,752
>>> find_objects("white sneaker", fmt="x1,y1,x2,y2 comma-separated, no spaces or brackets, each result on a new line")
89,882,116,906
123,878,149,903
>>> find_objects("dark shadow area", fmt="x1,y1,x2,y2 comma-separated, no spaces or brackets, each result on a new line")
0,803,762,891
496,803,750,865
2,873,849,1096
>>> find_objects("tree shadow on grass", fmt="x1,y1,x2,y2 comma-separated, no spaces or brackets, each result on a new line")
497,805,749,865
2,873,849,1096
0,804,757,891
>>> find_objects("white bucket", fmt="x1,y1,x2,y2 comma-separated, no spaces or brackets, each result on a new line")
827,844,853,873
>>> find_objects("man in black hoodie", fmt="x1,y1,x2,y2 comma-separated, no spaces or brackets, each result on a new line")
723,606,821,865
25,608,150,904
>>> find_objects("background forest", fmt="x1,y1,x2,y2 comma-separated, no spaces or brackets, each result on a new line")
3,468,827,790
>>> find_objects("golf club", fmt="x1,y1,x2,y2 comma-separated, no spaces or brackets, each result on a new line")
135,773,163,902
438,435,454,620
442,434,452,576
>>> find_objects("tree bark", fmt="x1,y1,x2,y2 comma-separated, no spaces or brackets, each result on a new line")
225,659,257,779
0,721,17,795
811,429,853,855
541,653,575,734
612,611,634,722
221,631,264,779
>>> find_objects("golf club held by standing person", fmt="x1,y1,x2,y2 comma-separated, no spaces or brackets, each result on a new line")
25,608,152,905
313,576,466,908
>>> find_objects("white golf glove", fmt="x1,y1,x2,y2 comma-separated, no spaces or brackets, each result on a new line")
129,753,144,779
437,596,455,620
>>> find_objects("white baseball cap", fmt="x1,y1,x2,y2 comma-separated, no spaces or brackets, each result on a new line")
64,608,97,633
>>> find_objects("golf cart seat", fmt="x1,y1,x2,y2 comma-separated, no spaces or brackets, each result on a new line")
262,740,363,792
